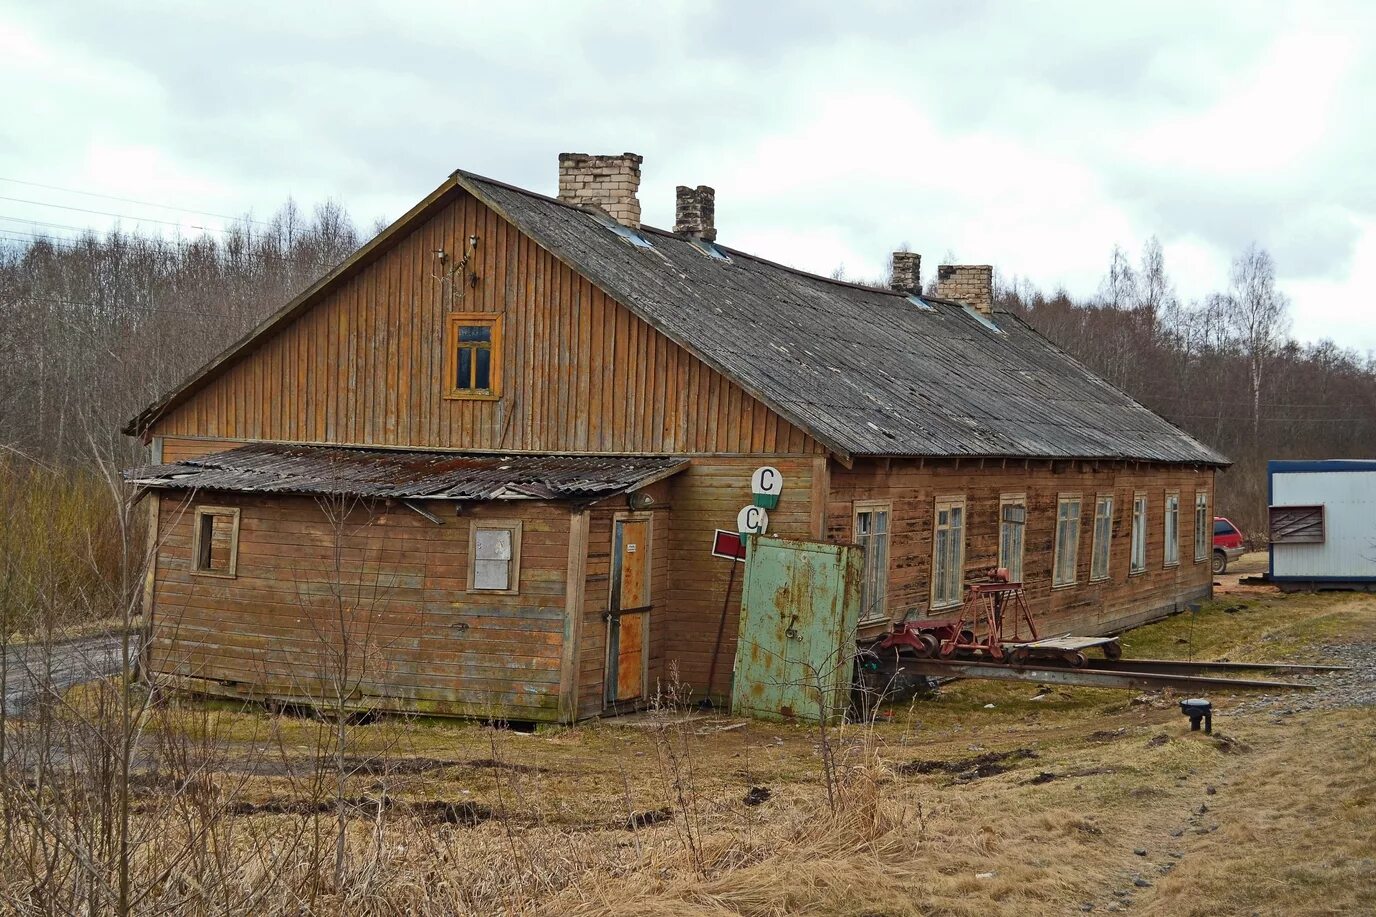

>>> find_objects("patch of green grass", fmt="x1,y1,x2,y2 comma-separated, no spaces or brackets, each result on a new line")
1117,592,1372,663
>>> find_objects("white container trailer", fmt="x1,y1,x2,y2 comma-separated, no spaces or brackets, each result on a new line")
1268,460,1376,590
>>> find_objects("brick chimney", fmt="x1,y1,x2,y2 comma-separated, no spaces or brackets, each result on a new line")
936,264,994,315
674,185,717,241
557,152,643,227
889,251,921,295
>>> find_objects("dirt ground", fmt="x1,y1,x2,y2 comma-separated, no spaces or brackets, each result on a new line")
40,585,1374,915
126,583,1373,915
1212,550,1273,595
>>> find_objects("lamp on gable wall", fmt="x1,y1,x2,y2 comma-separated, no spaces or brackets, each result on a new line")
432,234,480,305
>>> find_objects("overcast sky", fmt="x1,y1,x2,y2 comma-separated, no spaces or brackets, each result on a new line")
3,0,1373,352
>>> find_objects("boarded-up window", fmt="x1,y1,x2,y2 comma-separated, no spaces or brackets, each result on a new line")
999,495,1026,583
931,497,966,608
1090,494,1113,582
1164,492,1180,566
469,521,522,593
854,503,890,621
1130,493,1147,574
445,313,503,400
1269,505,1325,544
1053,495,1082,587
1194,492,1210,561
191,506,240,577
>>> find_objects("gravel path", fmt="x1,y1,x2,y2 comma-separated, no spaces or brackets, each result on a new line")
2,632,139,715
1230,641,1376,717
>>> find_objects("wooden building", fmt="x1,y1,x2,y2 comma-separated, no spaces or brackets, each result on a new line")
125,152,1228,723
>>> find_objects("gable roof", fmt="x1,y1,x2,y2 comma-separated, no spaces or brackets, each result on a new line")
126,168,1227,467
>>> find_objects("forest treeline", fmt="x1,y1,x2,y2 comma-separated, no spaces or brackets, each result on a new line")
2,202,1374,538
992,238,1375,535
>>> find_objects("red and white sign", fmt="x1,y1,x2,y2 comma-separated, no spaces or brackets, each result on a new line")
711,529,746,561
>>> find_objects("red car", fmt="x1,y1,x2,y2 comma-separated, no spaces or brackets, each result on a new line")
1212,516,1246,573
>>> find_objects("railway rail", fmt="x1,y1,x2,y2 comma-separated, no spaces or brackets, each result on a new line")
887,655,1347,693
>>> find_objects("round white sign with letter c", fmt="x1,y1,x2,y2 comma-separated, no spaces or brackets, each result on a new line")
737,505,769,535
751,465,783,496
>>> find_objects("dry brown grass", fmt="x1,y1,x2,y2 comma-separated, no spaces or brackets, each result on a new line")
7,591,1374,915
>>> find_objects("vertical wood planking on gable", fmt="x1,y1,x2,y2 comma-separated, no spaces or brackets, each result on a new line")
588,276,604,451
151,190,822,457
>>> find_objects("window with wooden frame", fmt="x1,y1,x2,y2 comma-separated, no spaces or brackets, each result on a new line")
1130,492,1147,574
468,520,522,593
1163,491,1181,567
1090,493,1114,582
853,502,891,621
191,506,240,578
998,494,1026,584
1053,494,1082,587
1194,491,1210,561
931,496,966,609
444,312,503,400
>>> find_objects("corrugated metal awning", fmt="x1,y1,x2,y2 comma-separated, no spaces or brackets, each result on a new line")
124,443,689,502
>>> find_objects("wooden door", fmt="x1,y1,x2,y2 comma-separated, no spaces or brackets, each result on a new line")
607,518,652,705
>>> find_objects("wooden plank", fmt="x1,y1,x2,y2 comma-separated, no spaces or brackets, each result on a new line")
559,510,590,723
616,611,644,700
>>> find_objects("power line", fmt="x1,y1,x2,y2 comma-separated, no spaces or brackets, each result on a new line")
0,213,170,236
2,293,273,319
0,176,272,227
0,194,231,234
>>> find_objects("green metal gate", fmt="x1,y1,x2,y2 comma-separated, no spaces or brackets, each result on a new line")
730,535,864,724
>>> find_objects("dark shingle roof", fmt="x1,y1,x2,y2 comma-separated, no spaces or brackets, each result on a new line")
459,172,1226,465
125,443,688,501
123,166,1226,467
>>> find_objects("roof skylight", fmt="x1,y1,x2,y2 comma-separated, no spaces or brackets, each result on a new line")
689,238,730,262
961,304,1004,334
592,213,655,249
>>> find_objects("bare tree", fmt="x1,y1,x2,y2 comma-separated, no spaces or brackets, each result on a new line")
1219,243,1292,443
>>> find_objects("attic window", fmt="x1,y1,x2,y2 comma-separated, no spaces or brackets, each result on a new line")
445,313,503,400
905,294,936,312
961,304,1004,334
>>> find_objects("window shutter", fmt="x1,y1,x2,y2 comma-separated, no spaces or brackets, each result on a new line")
1268,505,1325,544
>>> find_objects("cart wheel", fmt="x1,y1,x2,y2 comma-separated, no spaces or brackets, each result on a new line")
1064,651,1088,668
915,633,940,658
1103,641,1122,661
959,629,976,646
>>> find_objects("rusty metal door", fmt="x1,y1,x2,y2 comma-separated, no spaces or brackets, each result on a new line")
606,518,651,706
731,535,863,723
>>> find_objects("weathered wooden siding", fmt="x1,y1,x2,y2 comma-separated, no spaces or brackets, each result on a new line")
827,459,1215,637
149,491,573,721
150,190,819,456
160,437,244,463
664,456,823,700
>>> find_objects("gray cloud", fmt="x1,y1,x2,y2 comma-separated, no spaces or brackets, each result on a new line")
3,0,1375,351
